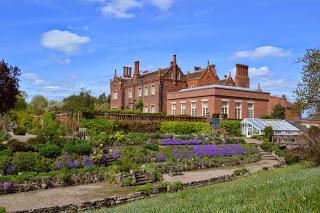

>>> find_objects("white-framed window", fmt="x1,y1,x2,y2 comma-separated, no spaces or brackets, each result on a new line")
144,85,148,96
150,104,155,113
143,106,148,113
112,91,118,100
248,103,254,118
128,88,132,98
151,84,156,95
235,102,242,119
222,101,229,117
170,72,173,79
181,103,186,115
171,103,176,115
177,73,181,80
202,101,209,116
138,87,142,97
191,102,197,116
189,85,195,88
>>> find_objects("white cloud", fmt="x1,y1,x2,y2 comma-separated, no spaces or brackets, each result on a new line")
249,66,270,77
41,30,90,54
101,0,142,18
150,0,175,11
234,46,291,59
23,73,46,84
57,58,71,64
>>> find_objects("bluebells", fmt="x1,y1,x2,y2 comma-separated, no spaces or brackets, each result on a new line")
55,161,63,170
5,165,14,175
112,152,121,160
3,181,13,191
82,155,95,167
158,154,166,162
172,144,246,159
146,138,153,144
160,138,201,146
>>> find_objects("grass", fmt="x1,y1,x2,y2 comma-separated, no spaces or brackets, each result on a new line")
93,163,320,213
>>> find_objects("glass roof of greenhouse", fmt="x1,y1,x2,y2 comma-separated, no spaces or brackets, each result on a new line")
241,119,300,132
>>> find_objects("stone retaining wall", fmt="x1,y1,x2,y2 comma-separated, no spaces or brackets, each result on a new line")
14,173,250,213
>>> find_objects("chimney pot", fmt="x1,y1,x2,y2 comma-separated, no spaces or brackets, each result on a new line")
173,54,177,66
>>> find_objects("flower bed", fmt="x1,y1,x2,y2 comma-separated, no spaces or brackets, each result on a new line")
159,138,201,146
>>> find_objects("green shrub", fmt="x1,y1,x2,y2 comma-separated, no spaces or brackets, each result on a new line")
141,144,159,152
38,143,62,158
0,155,11,174
0,148,13,157
284,149,303,165
263,126,273,142
122,177,134,186
63,140,92,155
225,137,246,144
0,207,6,213
126,132,149,145
7,139,34,152
14,126,26,135
260,142,284,157
12,152,52,173
27,136,47,145
0,131,9,142
137,183,154,192
220,120,241,137
233,167,249,176
160,122,211,134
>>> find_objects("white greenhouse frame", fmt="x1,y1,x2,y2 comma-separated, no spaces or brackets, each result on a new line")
241,118,300,138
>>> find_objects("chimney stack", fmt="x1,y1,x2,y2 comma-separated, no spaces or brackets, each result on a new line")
123,66,127,78
235,64,250,88
173,54,177,66
134,61,140,79
128,67,132,78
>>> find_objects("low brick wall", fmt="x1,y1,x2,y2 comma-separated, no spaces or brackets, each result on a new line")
14,173,251,213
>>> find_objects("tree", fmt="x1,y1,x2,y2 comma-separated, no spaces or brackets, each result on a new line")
14,92,28,111
62,89,96,112
0,60,21,114
135,100,144,112
295,48,320,118
271,104,285,119
31,95,48,115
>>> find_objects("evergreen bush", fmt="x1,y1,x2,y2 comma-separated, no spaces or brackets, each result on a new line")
220,120,242,137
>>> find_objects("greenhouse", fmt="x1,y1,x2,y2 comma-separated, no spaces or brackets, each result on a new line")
241,118,300,138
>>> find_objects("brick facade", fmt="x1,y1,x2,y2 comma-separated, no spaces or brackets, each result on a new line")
110,55,250,113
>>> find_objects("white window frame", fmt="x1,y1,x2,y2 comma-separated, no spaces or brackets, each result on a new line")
128,88,132,98
151,84,156,95
181,103,186,115
150,104,155,113
112,91,118,100
222,101,229,118
248,103,254,118
191,102,197,116
171,103,176,115
144,85,149,96
202,101,209,116
235,102,242,119
143,105,148,113
138,87,142,97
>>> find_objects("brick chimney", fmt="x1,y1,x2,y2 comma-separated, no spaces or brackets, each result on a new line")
173,54,177,66
134,61,140,79
128,67,132,78
235,64,250,88
123,66,127,78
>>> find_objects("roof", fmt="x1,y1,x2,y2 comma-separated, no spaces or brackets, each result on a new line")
186,69,206,80
140,68,169,78
241,118,300,132
177,84,268,93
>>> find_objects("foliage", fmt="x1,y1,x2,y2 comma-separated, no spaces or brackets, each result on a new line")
62,140,92,155
160,121,211,134
233,167,249,176
37,143,62,158
260,142,284,157
12,110,33,132
14,93,27,111
7,139,34,152
137,183,154,192
0,60,21,114
14,126,26,135
298,127,320,166
270,104,286,119
263,126,273,142
41,112,66,137
141,144,159,152
295,48,320,117
0,131,9,142
0,155,11,174
12,152,52,173
105,163,320,213
109,132,126,144
220,120,242,137
27,136,47,145
62,89,96,112
225,137,246,144
125,132,149,145
135,100,144,112
0,207,6,213
30,95,48,115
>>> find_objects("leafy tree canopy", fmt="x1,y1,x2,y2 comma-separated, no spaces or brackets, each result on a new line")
62,89,96,112
31,95,48,115
271,104,286,119
135,100,144,112
295,48,320,118
0,60,21,114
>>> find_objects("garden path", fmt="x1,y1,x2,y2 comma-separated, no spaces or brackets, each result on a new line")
5,132,37,143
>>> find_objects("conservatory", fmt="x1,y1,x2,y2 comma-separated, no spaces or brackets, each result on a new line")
241,118,300,137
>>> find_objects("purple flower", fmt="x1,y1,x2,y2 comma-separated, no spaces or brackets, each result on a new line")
67,161,77,169
3,181,13,191
158,154,166,162
5,165,14,175
147,138,153,144
82,155,95,167
160,138,201,146
55,161,63,170
112,153,120,160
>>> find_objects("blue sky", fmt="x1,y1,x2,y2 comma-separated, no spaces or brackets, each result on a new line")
1,0,319,101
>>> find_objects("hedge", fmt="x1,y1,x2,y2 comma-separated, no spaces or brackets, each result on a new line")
159,122,211,134
220,120,242,137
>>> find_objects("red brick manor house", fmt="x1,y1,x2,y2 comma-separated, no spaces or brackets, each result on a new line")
110,55,292,119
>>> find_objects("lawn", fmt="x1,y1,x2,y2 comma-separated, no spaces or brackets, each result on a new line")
95,163,320,213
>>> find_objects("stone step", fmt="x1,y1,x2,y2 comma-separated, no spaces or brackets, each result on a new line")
135,180,153,185
136,177,151,182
